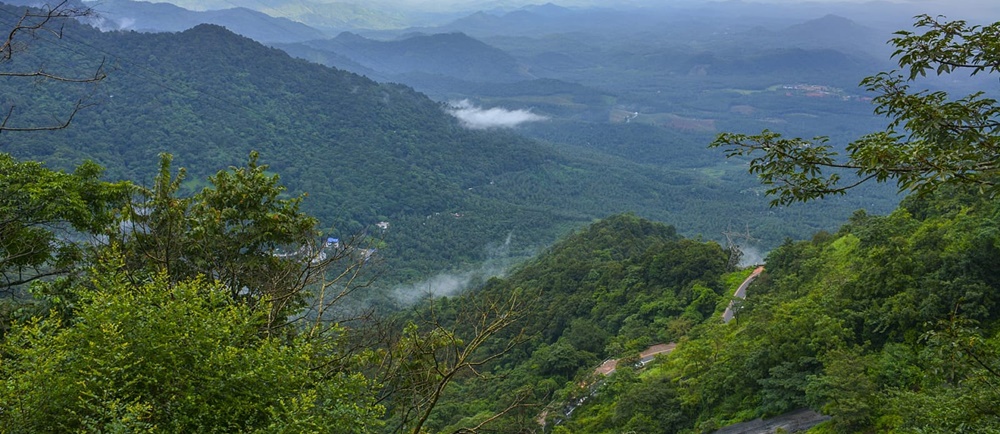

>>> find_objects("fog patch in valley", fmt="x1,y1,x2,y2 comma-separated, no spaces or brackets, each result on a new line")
392,232,522,305
447,99,548,129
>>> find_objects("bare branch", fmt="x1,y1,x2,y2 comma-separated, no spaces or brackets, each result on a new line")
452,390,539,434
0,1,105,134
376,285,536,434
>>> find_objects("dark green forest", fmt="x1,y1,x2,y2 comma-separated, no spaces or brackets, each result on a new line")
0,2,899,289
374,184,1000,433
7,155,996,432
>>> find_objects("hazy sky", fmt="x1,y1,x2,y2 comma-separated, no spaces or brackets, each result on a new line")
369,0,994,17
379,0,968,7
145,0,996,24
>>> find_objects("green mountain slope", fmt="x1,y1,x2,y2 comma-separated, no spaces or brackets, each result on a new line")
553,187,1000,433
392,214,738,432
0,9,892,286
411,188,1000,433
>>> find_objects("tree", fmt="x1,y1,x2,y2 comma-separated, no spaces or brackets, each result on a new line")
885,316,1000,433
0,153,126,294
0,0,106,133
115,152,375,331
0,258,383,433
0,0,116,302
711,15,1000,205
0,153,386,431
378,285,535,434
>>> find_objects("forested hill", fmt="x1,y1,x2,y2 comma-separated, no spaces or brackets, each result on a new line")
0,7,882,285
391,214,738,432
549,187,1000,432
0,18,686,282
413,188,1000,433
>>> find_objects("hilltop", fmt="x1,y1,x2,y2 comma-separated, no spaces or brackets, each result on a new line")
1,4,894,288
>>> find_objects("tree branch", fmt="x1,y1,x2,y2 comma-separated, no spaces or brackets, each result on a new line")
0,1,105,134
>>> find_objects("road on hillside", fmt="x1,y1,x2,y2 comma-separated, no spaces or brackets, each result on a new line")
594,266,764,377
545,267,767,429
722,265,764,323
594,343,677,376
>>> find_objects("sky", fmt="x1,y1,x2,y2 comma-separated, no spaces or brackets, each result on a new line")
360,0,995,20
132,0,997,26
375,0,976,8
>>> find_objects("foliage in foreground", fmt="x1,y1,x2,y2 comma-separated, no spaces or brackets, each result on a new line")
0,152,386,432
0,153,127,296
712,15,1000,205
0,263,382,433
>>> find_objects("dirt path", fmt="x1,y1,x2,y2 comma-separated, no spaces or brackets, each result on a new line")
544,267,769,429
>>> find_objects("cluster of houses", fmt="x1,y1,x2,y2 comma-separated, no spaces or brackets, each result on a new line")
780,83,872,102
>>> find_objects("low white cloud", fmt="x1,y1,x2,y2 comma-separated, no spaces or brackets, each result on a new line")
391,232,522,305
392,272,475,305
447,99,548,129
82,15,136,32
116,17,137,30
738,246,766,268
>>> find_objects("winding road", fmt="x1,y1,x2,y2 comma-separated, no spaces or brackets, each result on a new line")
594,266,764,377
544,267,768,428
722,265,764,323
594,343,677,376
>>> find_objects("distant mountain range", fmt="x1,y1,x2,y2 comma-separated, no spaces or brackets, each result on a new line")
84,0,327,43
60,0,997,39
1,3,897,285
279,31,530,83
49,0,897,85
273,11,886,100
86,0,412,32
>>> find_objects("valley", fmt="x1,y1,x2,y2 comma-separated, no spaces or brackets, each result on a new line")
0,0,912,293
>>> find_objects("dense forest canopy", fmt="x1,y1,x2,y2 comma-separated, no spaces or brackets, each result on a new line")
553,186,1000,433
0,1,907,290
